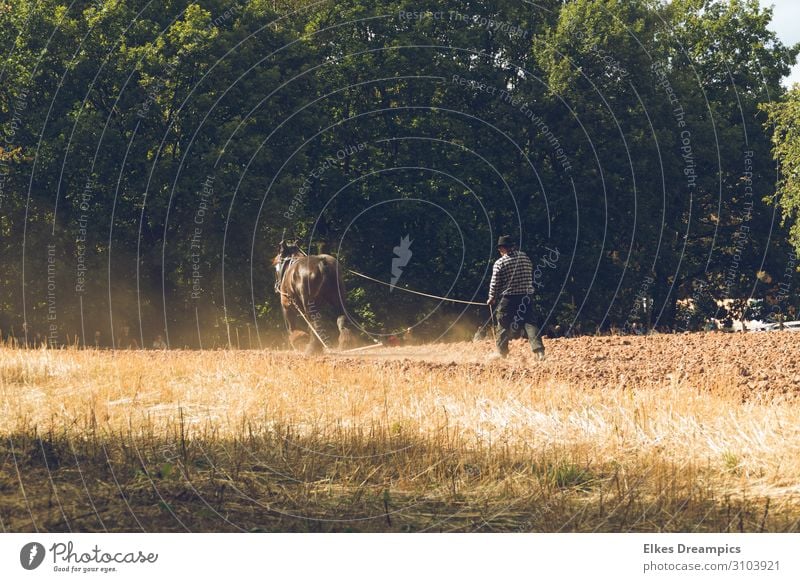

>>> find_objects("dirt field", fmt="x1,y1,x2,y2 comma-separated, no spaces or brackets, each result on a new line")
352,331,800,397
1,331,799,532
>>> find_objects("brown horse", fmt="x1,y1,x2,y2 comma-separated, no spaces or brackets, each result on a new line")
273,241,352,353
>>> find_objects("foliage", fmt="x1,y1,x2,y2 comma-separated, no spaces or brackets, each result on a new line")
764,86,800,253
0,0,798,347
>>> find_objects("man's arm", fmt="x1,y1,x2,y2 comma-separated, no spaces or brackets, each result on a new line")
488,260,504,303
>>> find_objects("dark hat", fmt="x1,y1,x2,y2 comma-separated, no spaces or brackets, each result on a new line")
497,235,517,248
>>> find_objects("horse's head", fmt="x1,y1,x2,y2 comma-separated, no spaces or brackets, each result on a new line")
273,240,302,291
273,239,302,265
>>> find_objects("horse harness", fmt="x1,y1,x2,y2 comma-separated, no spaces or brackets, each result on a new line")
275,246,307,296
275,256,293,291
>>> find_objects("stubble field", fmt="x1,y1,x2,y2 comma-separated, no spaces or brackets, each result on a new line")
1,331,799,532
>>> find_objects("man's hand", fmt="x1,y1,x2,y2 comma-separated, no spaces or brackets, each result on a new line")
487,297,496,306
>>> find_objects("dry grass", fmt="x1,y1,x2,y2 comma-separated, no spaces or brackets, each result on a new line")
1,336,799,532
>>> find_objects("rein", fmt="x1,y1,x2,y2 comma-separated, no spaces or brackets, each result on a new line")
346,268,486,306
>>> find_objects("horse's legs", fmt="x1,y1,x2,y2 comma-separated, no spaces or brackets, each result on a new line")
336,315,353,350
282,304,304,351
282,304,297,333
299,300,325,354
325,274,352,350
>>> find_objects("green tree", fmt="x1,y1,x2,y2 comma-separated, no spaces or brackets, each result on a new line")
764,86,800,253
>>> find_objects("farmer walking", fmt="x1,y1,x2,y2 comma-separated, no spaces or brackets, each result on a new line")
486,235,546,361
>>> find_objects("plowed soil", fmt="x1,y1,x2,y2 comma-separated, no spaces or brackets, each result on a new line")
330,331,800,399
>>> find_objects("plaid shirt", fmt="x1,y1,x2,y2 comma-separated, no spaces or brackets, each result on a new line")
488,250,534,300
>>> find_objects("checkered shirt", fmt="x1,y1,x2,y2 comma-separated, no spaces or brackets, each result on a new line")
488,250,534,300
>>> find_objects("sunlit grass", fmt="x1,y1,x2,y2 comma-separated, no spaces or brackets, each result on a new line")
0,341,798,532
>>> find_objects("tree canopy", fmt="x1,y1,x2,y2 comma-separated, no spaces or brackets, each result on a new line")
1,0,798,347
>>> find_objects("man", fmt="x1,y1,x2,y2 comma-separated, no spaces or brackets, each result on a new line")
486,235,546,361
